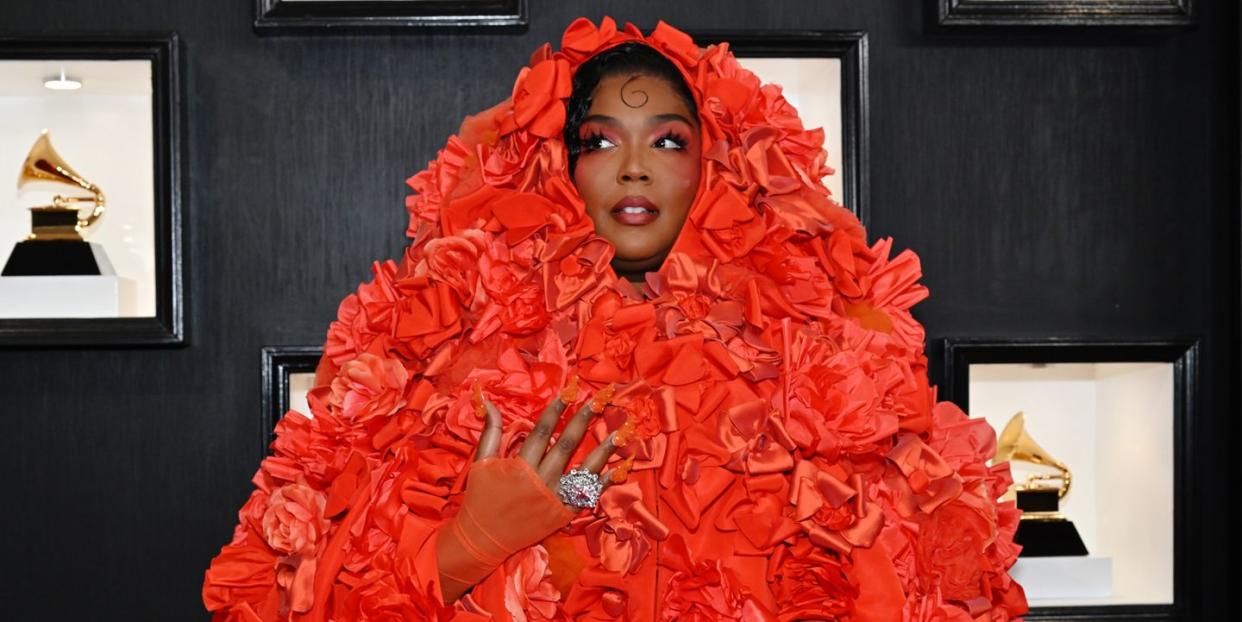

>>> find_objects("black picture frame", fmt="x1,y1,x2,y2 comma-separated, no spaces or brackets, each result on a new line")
689,31,870,227
254,0,527,32
937,0,1196,27
942,337,1198,621
0,33,186,347
260,345,322,458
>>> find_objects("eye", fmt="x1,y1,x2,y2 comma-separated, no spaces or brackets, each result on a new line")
653,131,687,150
581,131,615,152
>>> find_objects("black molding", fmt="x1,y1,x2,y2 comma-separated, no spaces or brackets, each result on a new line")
254,0,527,33
938,0,1195,27
260,345,322,459
690,31,870,228
0,33,186,347
942,337,1199,622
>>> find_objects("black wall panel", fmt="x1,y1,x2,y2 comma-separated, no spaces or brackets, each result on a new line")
0,1,1236,619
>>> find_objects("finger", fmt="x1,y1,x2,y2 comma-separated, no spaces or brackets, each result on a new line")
536,399,597,482
600,456,635,489
518,395,567,466
474,400,503,461
578,430,619,474
600,467,619,488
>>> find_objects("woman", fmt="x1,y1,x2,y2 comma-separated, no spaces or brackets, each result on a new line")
204,18,1026,621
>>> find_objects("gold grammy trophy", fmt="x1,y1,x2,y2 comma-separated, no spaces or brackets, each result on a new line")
996,412,1089,557
2,130,113,276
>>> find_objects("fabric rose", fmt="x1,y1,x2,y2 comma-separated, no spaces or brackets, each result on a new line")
689,182,766,262
261,483,329,557
542,238,614,310
481,128,572,193
267,406,359,492
584,482,670,575
422,230,487,302
320,259,404,376
784,330,902,459
719,399,796,475
658,537,775,621
506,58,573,138
578,291,658,384
917,500,994,602
768,539,856,621
624,392,665,439
458,98,512,150
321,353,409,424
789,459,885,554
499,281,551,335
888,433,963,515
393,279,465,358
201,541,280,619
746,233,837,320
824,235,929,355
478,234,535,300
557,16,626,65
714,473,801,556
482,129,540,188
323,293,366,369
405,134,476,234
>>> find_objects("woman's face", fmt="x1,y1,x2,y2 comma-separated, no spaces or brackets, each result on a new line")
572,73,702,279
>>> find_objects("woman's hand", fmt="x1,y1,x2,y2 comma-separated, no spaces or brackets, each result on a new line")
475,382,621,494
437,381,620,603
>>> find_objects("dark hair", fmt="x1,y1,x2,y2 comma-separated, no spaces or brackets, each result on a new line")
564,42,699,174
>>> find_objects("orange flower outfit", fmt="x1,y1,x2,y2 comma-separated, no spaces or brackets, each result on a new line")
203,18,1027,622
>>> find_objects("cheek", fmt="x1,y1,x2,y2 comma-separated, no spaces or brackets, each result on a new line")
572,157,610,210
664,156,702,210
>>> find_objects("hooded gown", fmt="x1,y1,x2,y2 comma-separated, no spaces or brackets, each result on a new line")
203,17,1028,622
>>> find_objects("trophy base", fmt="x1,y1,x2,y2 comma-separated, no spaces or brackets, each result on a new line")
1,240,114,277
0,275,133,318
1011,555,1113,601
1015,517,1090,557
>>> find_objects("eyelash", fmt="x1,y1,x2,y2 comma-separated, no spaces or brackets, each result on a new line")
579,130,688,152
653,131,687,150
581,131,612,152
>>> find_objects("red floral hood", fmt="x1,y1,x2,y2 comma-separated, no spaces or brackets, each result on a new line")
203,17,1027,622
402,18,863,314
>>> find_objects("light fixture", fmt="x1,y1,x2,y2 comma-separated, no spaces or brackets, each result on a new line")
44,67,82,91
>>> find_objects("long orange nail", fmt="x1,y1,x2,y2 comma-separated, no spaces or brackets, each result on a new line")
613,415,637,447
471,380,486,419
589,383,615,414
559,373,580,403
612,456,635,484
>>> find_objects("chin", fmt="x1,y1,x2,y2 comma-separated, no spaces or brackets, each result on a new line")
612,244,671,274
601,230,652,256
613,251,660,267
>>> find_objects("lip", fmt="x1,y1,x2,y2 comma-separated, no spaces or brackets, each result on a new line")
610,195,660,226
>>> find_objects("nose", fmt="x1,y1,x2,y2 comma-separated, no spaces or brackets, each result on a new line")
617,147,651,184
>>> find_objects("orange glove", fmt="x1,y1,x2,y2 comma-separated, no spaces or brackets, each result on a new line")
435,457,574,602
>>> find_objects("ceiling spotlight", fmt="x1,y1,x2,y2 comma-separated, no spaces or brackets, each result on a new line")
44,67,82,91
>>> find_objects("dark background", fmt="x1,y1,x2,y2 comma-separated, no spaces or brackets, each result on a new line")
1,1,1237,619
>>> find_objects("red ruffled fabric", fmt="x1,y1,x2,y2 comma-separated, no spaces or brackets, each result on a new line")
205,17,1026,621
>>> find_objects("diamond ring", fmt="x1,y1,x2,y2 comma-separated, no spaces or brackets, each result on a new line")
557,468,603,509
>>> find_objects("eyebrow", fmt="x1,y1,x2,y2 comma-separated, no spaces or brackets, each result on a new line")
580,113,698,128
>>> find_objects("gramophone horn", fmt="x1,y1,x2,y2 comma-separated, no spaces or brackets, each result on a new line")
18,129,106,234
995,411,1073,499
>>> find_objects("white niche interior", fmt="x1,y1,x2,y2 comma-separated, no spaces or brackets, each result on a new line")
971,362,1174,607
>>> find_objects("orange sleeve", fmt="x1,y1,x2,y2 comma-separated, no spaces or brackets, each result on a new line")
435,457,575,602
